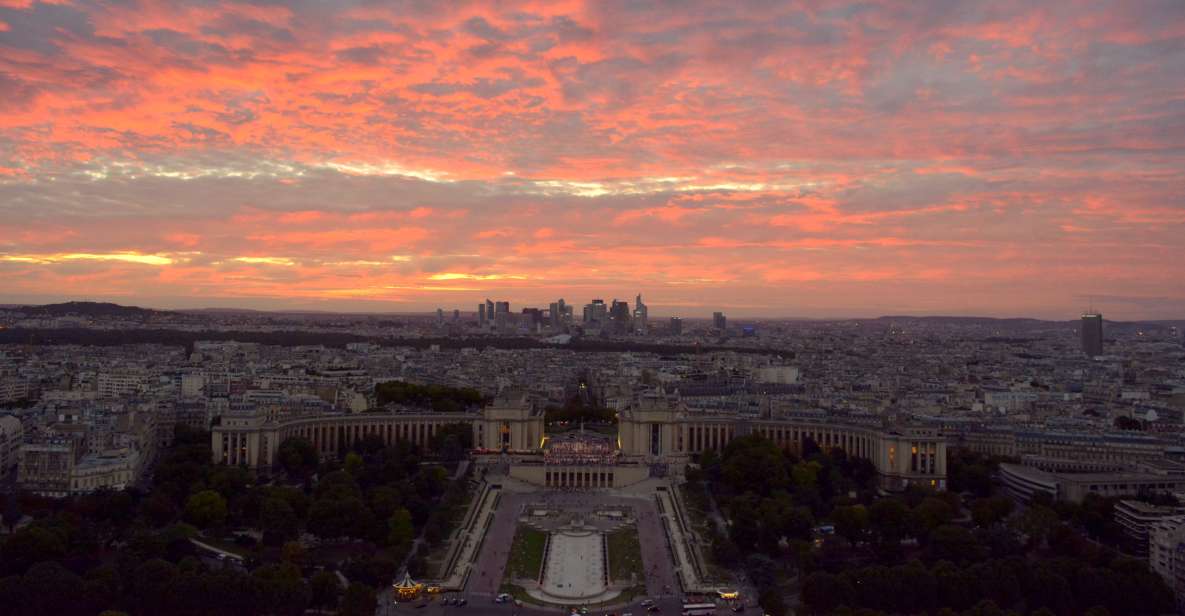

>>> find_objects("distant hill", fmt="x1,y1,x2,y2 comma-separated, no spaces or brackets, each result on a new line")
9,301,166,319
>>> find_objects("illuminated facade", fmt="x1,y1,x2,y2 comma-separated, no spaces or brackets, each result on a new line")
616,390,948,490
212,387,945,490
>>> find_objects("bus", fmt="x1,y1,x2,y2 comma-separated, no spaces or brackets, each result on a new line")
682,604,717,616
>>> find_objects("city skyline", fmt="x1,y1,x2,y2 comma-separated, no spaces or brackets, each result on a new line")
2,2,1184,320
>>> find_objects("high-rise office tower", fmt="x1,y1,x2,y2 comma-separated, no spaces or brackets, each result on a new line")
494,301,510,331
616,299,635,319
549,300,569,328
633,294,648,331
478,303,486,325
485,299,495,328
713,311,727,330
670,317,682,335
583,299,606,323
436,308,444,324
609,300,632,331
453,309,460,321
1082,313,1104,357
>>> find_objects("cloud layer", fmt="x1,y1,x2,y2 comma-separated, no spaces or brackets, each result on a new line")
1,0,1183,318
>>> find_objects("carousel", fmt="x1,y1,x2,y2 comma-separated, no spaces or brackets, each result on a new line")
393,572,424,600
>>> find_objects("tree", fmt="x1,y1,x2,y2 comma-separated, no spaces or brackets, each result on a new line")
721,436,789,497
928,525,981,564
914,497,955,533
369,486,403,520
131,558,179,614
314,470,362,501
21,562,84,615
183,490,228,528
281,541,307,566
252,562,311,616
308,496,375,540
83,564,122,614
260,497,299,545
802,571,854,614
0,526,66,575
759,586,787,616
339,582,377,616
1113,416,1142,431
140,492,179,527
344,451,365,477
971,497,1014,528
869,499,909,543
2,493,21,533
791,461,822,494
832,505,870,546
1015,505,1059,548
310,570,342,609
276,436,319,478
388,507,415,549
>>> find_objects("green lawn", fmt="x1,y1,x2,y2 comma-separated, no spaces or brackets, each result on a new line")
607,526,644,583
505,526,548,581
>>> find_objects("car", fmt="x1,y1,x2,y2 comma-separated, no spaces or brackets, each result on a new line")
641,600,654,607
416,603,428,609
458,599,468,607
647,607,661,613
732,607,743,613
624,612,634,616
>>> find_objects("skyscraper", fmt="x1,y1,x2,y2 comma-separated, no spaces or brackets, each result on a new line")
583,299,606,324
633,294,648,331
478,303,486,325
485,299,495,329
494,301,510,331
670,317,682,335
609,299,632,332
1082,313,1104,357
549,299,569,328
713,311,727,331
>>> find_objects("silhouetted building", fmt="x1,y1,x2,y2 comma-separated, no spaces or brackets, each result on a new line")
670,317,682,335
713,311,726,331
609,300,632,332
521,308,543,329
633,294,648,331
494,301,510,331
1082,313,1104,357
583,299,606,324
549,299,572,328
478,303,486,325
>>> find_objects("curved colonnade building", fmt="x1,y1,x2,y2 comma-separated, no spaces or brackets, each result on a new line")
212,389,948,491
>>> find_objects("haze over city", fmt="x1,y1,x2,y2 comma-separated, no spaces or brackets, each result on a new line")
1,1,1183,319
6,4,1185,616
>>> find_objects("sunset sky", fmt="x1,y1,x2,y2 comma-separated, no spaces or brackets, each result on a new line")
1,1,1183,318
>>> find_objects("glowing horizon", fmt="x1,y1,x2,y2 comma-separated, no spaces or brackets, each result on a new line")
1,1,1183,319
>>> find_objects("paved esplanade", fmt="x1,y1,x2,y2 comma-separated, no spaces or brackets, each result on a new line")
467,487,679,602
383,478,764,616
540,531,607,600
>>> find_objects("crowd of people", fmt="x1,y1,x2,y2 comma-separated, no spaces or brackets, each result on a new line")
545,436,619,466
